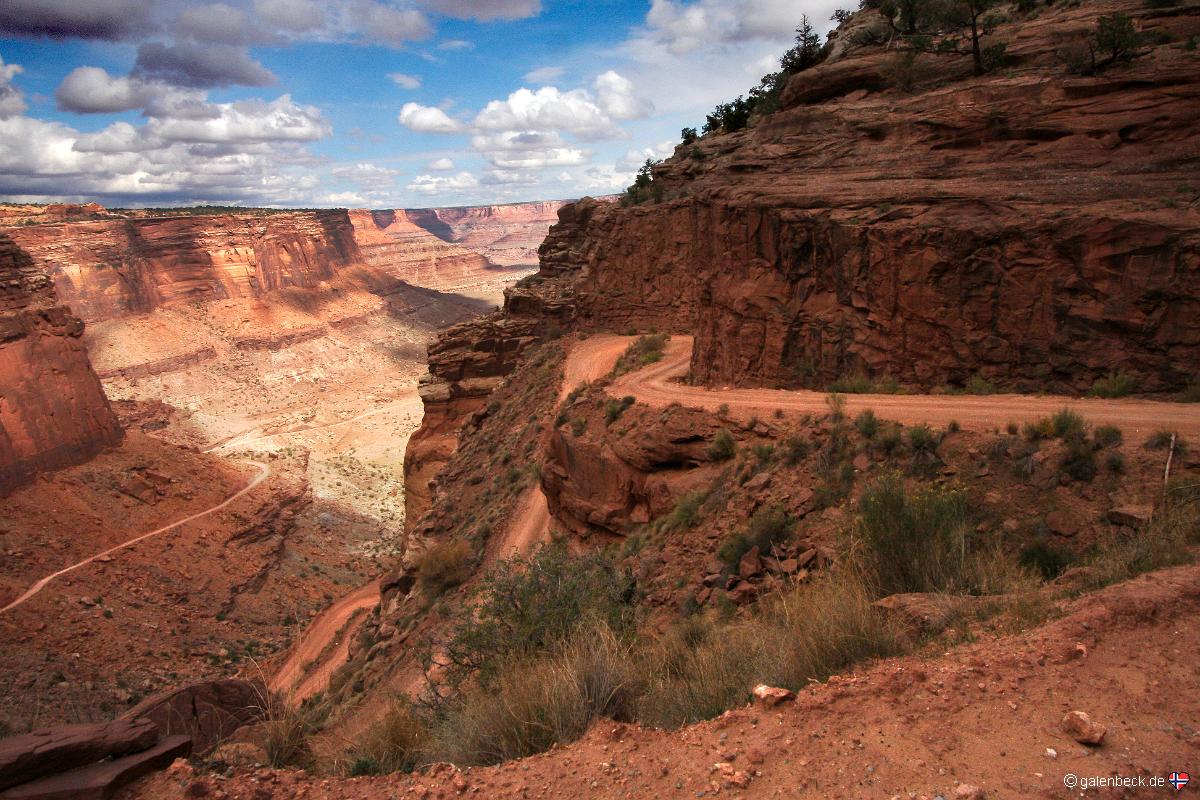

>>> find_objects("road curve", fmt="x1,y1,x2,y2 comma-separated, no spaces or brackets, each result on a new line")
609,336,1200,440
0,460,271,616
271,578,380,703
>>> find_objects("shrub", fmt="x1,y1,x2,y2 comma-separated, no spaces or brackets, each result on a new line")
947,420,961,434
752,443,775,463
637,569,898,728
854,409,880,439
1093,425,1123,448
1090,371,1136,398
1006,421,1019,435
1105,451,1126,474
1180,382,1200,402
417,540,474,598
439,545,636,690
826,392,846,421
1061,436,1097,482
1077,496,1196,591
783,436,810,465
611,334,669,376
605,396,635,425
351,697,428,774
1093,13,1141,63
907,423,940,454
718,505,792,570
706,429,736,461
429,625,638,765
1051,408,1086,439
877,425,902,455
680,127,698,145
261,692,314,769
1145,430,1186,454
661,491,706,532
854,475,981,596
965,374,998,395
1018,541,1074,580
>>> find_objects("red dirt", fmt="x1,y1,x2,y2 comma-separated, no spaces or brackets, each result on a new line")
0,461,270,616
126,561,1200,799
270,579,380,704
611,336,1200,441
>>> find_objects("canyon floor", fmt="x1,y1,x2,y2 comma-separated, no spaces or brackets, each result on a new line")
0,265,510,730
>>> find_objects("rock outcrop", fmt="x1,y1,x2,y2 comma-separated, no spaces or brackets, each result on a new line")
7,210,364,323
558,3,1200,393
0,234,122,495
347,209,495,291
408,201,569,268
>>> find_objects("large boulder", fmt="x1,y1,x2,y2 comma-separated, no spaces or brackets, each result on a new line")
121,679,265,754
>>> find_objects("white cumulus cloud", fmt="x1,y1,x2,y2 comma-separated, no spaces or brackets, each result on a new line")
399,102,464,133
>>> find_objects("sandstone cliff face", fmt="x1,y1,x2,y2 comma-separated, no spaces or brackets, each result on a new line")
7,211,364,323
0,234,122,495
408,201,568,267
347,209,494,291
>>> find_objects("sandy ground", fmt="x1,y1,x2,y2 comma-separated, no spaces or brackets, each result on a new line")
609,335,1200,440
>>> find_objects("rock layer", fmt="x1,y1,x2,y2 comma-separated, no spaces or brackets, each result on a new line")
0,234,122,495
7,211,363,324
347,209,494,290
408,201,569,267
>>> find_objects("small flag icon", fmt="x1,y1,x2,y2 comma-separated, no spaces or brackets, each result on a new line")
1168,772,1189,791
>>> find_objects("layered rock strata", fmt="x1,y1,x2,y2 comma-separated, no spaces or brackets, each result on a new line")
0,234,122,495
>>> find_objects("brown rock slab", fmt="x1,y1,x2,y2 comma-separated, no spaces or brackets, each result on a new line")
738,546,763,580
0,735,191,800
122,679,265,754
1106,506,1151,528
0,719,158,791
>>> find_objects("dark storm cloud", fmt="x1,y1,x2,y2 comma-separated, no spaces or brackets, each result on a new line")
133,42,277,88
0,0,157,41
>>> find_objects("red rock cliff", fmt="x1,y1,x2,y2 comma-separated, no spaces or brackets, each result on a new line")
347,209,494,291
7,210,365,323
408,201,569,268
0,234,122,495
558,1,1200,393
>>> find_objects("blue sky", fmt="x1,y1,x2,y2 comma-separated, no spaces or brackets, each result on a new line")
0,1,838,208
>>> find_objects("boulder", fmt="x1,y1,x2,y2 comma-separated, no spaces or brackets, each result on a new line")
1106,506,1151,528
738,546,763,580
752,685,795,708
1061,711,1106,745
0,719,158,791
122,679,265,754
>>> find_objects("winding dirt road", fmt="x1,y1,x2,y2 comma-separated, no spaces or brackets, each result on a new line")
271,579,380,703
0,460,271,616
608,335,1200,440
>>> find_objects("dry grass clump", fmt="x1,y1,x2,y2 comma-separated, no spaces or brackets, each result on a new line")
347,696,428,775
611,333,669,377
260,690,315,769
416,539,474,598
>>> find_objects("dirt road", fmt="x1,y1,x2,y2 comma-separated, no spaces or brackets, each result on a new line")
205,397,417,453
0,460,271,616
609,336,1200,440
271,579,380,703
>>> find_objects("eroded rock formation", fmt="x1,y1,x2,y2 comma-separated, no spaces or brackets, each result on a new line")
347,209,494,290
0,234,122,495
7,211,364,323
408,201,569,268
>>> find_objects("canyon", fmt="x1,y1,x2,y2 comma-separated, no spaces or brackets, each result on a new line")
0,200,564,737
0,0,1199,797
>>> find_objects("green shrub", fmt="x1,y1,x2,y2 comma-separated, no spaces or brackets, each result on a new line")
605,396,635,425
855,475,982,596
611,334,669,377
439,545,635,690
752,443,775,463
1051,408,1086,439
947,420,961,434
1093,425,1123,448
1061,436,1097,482
907,423,940,453
1145,430,1187,455
1090,371,1136,398
717,505,792,570
662,491,707,533
1105,451,1126,474
826,392,846,420
965,374,998,395
854,409,880,439
429,625,638,765
1018,541,1074,580
828,373,900,394
1180,382,1200,402
706,429,736,461
417,540,474,598
1006,421,1019,435
783,436,810,465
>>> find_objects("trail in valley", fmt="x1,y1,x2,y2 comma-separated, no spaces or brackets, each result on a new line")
270,579,381,703
609,336,1200,439
204,397,417,453
0,461,271,616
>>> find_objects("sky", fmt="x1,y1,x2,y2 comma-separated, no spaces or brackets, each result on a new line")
0,0,840,209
